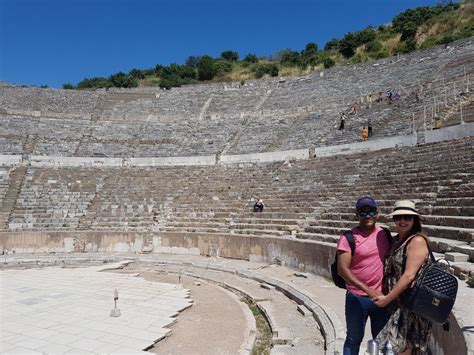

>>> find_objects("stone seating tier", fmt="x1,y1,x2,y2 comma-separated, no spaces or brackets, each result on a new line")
1,91,471,157
1,39,471,121
0,39,472,157
3,137,472,269
0,86,99,116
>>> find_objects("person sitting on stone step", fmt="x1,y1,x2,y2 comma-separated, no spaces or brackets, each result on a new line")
253,198,264,212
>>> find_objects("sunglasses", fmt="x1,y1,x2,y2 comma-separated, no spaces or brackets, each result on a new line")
393,215,414,221
358,210,377,217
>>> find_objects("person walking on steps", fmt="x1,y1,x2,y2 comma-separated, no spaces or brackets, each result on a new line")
362,126,368,141
339,112,346,130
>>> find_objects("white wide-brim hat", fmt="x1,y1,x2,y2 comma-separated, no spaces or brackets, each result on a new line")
387,200,420,217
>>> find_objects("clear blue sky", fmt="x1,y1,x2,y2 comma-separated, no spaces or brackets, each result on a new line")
1,0,440,88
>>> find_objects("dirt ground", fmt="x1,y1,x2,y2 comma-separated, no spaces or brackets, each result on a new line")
133,270,249,355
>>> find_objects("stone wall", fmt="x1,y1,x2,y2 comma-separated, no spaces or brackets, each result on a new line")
0,230,334,277
1,123,471,167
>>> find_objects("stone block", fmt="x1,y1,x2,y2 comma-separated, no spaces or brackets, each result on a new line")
445,252,469,262
272,327,292,344
110,308,121,317
294,272,309,278
260,283,275,291
297,304,312,317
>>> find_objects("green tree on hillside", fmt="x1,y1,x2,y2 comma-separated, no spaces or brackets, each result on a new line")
109,72,138,88
69,2,469,89
254,63,279,78
162,63,197,80
338,33,357,58
393,4,460,42
243,53,258,63
155,64,165,76
77,77,112,89
185,56,201,68
322,57,335,69
220,50,239,62
302,42,318,56
197,55,216,80
338,27,377,58
214,60,233,76
324,38,339,50
301,42,319,66
279,49,304,67
129,68,145,80
157,63,197,88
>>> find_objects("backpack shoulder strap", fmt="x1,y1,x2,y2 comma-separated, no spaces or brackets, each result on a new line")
343,230,356,256
402,234,434,271
403,234,432,256
381,227,393,246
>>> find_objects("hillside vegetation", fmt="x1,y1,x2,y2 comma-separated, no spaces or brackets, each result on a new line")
63,2,474,90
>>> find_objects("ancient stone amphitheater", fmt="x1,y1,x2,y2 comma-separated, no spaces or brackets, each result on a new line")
1,39,473,354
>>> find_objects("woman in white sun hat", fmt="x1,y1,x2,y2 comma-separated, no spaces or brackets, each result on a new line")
373,200,431,355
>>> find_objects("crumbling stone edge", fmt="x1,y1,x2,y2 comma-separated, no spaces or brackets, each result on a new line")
153,259,345,354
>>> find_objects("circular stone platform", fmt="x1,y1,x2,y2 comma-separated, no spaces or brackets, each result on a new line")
0,261,192,354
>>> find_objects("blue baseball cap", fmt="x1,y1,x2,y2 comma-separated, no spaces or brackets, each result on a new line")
356,197,377,211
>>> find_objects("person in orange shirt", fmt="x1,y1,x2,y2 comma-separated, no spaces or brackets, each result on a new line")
362,126,368,141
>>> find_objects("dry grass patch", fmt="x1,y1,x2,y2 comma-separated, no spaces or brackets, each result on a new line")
383,34,401,54
279,66,311,77
139,77,161,87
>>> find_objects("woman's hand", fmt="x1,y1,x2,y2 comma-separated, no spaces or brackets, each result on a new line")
373,295,390,308
366,289,383,299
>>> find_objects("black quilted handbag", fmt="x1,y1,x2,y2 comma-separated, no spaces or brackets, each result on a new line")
401,247,458,324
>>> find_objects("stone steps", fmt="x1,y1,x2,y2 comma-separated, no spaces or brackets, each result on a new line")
169,216,302,226
418,215,474,229
231,228,290,237
147,260,326,353
0,166,27,229
313,213,474,229
230,223,298,233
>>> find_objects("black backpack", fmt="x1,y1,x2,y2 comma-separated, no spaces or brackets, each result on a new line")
331,227,391,289
400,237,458,324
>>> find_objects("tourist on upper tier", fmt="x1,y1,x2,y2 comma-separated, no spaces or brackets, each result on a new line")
362,127,368,142
368,119,373,137
415,92,421,103
387,90,393,105
253,198,264,212
434,116,443,130
376,92,384,103
374,200,431,355
350,102,358,115
337,197,391,355
367,94,373,109
339,112,346,130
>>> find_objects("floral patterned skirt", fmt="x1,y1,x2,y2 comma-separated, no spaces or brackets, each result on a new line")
376,305,432,354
